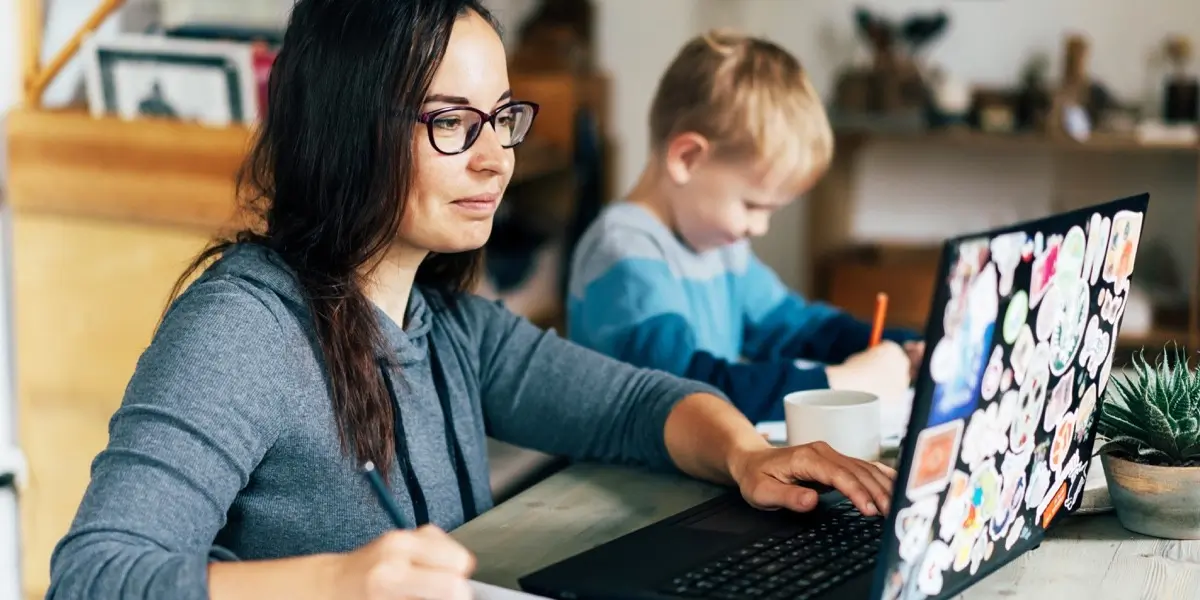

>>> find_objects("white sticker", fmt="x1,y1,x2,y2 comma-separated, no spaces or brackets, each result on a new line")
1050,411,1076,474
1077,315,1110,379
1010,325,1036,386
916,540,953,596
1102,210,1144,295
1084,214,1111,286
1036,284,1061,342
1005,515,1026,550
1075,384,1098,441
1055,225,1087,287
1043,368,1074,433
981,346,1004,401
896,495,939,562
991,232,1027,297
929,337,957,384
1049,280,1089,376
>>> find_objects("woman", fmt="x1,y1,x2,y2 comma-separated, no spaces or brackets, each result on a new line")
47,1,896,599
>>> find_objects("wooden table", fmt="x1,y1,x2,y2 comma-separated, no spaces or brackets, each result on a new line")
453,463,1200,599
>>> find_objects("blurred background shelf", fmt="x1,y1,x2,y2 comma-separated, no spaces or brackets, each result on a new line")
7,107,573,231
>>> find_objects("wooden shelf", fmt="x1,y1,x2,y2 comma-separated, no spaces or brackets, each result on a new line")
833,127,1200,154
6,107,572,231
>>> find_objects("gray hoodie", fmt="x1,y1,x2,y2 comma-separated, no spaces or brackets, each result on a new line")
46,243,719,599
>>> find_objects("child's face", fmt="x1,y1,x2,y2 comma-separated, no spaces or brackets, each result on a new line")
669,153,811,252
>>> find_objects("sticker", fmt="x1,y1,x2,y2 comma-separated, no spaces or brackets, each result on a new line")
991,232,1026,297
1021,239,1035,262
1000,446,1033,480
1000,368,1014,392
1066,469,1087,511
1101,291,1126,325
997,389,1020,434
1049,280,1089,375
896,495,939,562
1005,515,1026,550
1010,325,1035,386
1102,210,1143,294
929,338,956,384
981,346,1004,401
930,319,995,426
1099,331,1118,392
1077,315,1110,378
1025,442,1052,510
1084,214,1111,286
1043,368,1074,433
1055,225,1087,288
1038,480,1068,528
1049,412,1075,473
907,419,965,500
969,534,987,575
951,528,977,573
1003,291,1029,344
1010,345,1049,454
938,470,971,542
1030,234,1061,308
1035,284,1061,342
989,470,1025,541
1075,384,1098,442
961,407,1005,469
915,540,953,596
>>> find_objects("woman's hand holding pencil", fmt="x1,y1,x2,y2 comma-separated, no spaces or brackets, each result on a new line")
341,462,475,600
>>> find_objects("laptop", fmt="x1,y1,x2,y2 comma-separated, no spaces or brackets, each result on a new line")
518,193,1150,600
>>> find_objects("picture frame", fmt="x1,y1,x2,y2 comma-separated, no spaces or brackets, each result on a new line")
83,33,259,127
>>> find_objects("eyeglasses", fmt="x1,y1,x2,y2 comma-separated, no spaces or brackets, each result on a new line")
417,101,540,155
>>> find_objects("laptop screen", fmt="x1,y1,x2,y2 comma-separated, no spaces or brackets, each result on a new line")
874,194,1149,600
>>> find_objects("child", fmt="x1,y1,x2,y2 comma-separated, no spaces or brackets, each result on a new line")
565,30,923,423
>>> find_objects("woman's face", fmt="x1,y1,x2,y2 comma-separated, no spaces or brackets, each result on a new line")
398,11,514,255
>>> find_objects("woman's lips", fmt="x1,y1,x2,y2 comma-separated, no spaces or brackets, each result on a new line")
452,193,500,214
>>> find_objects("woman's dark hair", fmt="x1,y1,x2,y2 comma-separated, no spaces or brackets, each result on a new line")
167,0,500,478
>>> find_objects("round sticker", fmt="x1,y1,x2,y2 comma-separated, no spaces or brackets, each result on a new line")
1003,291,1029,344
1049,280,1089,376
1055,225,1087,287
1035,284,1061,342
1010,325,1035,386
981,347,1003,400
929,338,957,384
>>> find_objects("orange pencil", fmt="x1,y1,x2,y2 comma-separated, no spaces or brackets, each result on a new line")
869,292,888,347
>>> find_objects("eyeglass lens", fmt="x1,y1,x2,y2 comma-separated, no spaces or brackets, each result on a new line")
428,103,536,153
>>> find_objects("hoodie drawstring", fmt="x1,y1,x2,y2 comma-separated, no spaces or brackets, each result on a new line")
378,344,477,526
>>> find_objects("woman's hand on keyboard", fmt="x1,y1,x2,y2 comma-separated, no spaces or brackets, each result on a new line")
728,442,896,517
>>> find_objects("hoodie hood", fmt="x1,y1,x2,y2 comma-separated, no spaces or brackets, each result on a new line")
210,243,432,365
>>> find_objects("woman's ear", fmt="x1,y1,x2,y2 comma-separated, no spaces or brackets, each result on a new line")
663,132,711,186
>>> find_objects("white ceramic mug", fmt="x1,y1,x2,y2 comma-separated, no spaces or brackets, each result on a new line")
783,389,882,462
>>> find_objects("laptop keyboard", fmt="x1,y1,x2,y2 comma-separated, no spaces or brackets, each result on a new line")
658,503,882,600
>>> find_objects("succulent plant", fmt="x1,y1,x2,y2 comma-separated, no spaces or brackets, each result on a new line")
1098,344,1200,466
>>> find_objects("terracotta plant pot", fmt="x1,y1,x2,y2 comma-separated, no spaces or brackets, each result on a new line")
1101,452,1200,539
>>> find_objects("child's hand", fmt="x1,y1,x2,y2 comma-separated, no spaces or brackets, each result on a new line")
825,341,910,399
902,340,925,380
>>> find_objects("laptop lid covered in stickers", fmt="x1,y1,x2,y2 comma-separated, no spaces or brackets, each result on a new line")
872,193,1149,600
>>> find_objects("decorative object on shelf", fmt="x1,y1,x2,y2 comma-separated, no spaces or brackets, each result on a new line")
830,6,948,131
509,0,594,75
926,67,971,128
1015,53,1052,132
971,88,1017,133
1049,34,1117,142
1163,35,1199,124
1098,344,1200,539
83,33,260,127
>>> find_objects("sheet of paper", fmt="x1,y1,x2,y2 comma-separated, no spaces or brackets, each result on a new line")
469,580,552,599
756,388,914,447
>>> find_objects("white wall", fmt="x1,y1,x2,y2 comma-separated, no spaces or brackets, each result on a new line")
731,0,1200,293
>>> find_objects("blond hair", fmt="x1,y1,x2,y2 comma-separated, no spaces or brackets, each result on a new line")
648,30,833,186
